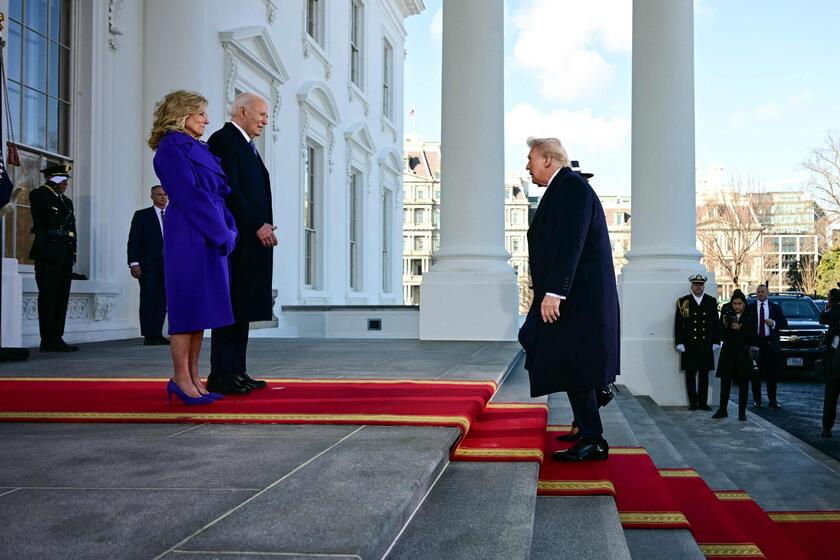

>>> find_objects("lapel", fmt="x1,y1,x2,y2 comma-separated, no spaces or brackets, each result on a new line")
530,167,570,232
225,122,271,189
172,132,226,179
147,206,163,243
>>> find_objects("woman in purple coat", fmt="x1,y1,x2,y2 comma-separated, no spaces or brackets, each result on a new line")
148,90,238,404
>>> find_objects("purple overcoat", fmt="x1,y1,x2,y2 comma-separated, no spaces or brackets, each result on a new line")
152,131,238,334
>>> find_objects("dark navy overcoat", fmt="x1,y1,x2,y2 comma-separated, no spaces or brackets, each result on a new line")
520,168,620,396
207,123,274,322
153,131,238,334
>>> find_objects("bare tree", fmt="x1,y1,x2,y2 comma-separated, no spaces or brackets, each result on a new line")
787,255,821,295
696,179,767,293
802,130,840,218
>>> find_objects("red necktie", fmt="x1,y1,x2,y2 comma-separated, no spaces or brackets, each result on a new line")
759,303,766,337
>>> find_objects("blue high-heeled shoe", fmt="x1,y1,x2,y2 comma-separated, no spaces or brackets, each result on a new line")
167,379,214,405
203,392,224,400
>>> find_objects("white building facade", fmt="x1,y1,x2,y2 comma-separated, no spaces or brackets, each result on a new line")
0,0,422,346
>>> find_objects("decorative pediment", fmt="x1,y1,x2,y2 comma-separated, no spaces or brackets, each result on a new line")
379,147,403,178
297,81,340,125
219,27,289,85
345,122,376,155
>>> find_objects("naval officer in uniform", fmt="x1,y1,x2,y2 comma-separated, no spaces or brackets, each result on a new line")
28,163,79,352
674,274,721,410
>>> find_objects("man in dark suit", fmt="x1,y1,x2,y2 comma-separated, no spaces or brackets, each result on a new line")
206,92,277,395
519,137,619,462
819,288,840,437
127,185,169,345
674,275,722,411
29,163,79,352
746,284,788,408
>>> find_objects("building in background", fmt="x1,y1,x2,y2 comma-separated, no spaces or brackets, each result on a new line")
0,0,424,345
600,196,632,276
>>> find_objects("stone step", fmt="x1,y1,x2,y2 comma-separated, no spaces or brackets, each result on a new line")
386,461,539,560
165,425,459,559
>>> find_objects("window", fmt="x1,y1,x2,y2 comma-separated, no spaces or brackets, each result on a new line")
413,207,425,224
306,0,324,45
349,0,364,88
382,190,393,292
614,212,624,225
781,237,797,253
414,236,425,251
410,258,423,276
382,39,394,120
403,235,411,251
349,171,362,290
511,237,521,253
3,0,72,263
416,186,427,200
432,207,440,227
303,143,320,287
432,232,440,252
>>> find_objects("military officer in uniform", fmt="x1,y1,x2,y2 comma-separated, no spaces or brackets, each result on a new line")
674,274,721,410
29,163,79,352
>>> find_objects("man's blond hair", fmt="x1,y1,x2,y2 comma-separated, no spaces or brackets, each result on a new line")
526,137,570,167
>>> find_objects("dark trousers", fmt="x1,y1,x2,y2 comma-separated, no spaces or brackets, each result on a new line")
685,370,709,407
210,320,250,381
751,340,778,404
567,390,603,439
138,267,166,338
719,377,749,415
34,260,72,344
824,379,840,431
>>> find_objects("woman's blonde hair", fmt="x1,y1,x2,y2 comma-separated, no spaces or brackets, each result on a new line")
148,90,207,150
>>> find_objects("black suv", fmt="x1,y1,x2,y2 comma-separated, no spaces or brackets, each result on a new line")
747,292,827,372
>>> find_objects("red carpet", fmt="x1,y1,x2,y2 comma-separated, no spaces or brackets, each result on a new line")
451,403,548,461
768,511,840,560
713,491,809,560
0,377,495,434
660,470,764,558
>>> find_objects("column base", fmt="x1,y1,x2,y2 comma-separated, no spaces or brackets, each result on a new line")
419,269,519,341
618,257,715,406
1,258,23,348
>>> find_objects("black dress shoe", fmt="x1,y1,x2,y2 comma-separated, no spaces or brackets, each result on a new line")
206,376,251,395
143,337,158,346
41,339,79,352
822,429,832,438
698,404,712,411
156,336,170,345
235,373,267,389
688,405,698,411
738,414,747,421
552,438,609,462
768,402,782,409
712,409,727,419
556,429,582,442
753,401,763,408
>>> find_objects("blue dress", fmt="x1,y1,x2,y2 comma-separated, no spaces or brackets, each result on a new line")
152,131,238,334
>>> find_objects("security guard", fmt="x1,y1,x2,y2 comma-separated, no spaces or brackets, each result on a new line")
674,274,721,410
29,163,79,352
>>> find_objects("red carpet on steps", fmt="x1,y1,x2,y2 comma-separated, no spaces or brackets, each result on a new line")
768,511,840,560
0,377,495,433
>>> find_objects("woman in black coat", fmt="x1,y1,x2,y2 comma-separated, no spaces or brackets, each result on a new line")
713,290,753,421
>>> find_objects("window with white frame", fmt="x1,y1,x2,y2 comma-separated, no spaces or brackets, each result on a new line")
413,234,424,251
382,189,393,292
416,186,427,200
350,0,364,88
306,0,324,46
413,207,425,224
382,38,394,120
349,170,362,290
3,0,72,263
303,142,321,288
511,237,521,253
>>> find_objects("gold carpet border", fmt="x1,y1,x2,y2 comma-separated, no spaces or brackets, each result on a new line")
485,403,548,411
610,447,648,455
659,468,700,478
0,411,473,431
619,512,690,525
697,543,764,557
769,512,840,522
454,447,544,461
0,377,497,390
538,480,615,493
546,424,574,432
715,491,752,501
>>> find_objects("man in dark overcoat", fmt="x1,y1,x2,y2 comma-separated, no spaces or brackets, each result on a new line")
674,275,722,410
206,92,276,395
745,284,787,408
820,288,840,437
29,163,79,352
519,137,619,462
127,185,169,345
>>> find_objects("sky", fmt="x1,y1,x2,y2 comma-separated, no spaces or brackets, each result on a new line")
403,0,840,196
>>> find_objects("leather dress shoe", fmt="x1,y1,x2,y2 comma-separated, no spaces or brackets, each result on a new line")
712,409,727,419
738,414,747,421
40,339,79,352
698,404,712,411
206,376,251,395
688,404,698,411
552,438,609,462
156,336,170,345
821,429,832,438
768,402,782,409
556,428,582,442
235,373,267,389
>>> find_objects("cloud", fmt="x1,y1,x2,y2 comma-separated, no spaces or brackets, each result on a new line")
505,103,629,155
430,8,442,43
789,91,812,105
755,102,779,116
511,0,631,102
730,92,812,127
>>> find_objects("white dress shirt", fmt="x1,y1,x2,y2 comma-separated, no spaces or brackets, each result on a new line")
231,121,251,142
756,300,772,336
693,293,704,305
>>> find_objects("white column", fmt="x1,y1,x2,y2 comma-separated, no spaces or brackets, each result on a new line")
618,0,715,405
419,0,518,341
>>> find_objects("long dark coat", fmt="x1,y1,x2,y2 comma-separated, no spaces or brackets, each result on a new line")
674,293,721,371
716,306,753,381
520,167,620,397
28,183,77,265
152,131,238,334
207,123,274,322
